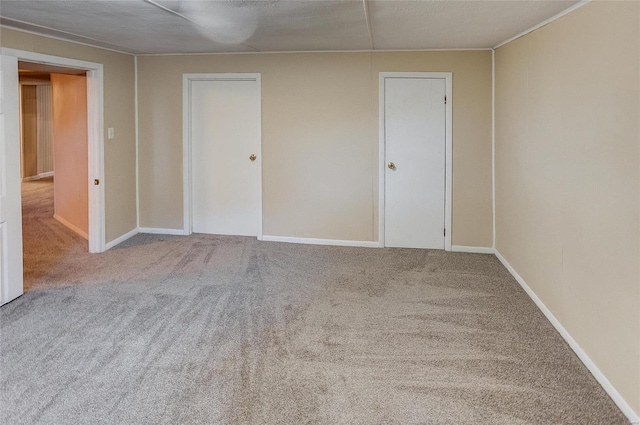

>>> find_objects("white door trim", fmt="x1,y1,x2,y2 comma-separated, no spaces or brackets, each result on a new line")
19,82,54,181
1,48,105,253
378,72,452,250
1,54,24,305
182,73,263,238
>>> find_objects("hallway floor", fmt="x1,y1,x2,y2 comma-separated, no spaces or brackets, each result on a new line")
21,177,87,291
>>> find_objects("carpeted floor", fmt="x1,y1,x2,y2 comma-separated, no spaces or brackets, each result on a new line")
0,180,628,424
20,177,88,292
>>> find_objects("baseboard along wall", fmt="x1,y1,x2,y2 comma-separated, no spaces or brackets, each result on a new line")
105,227,139,250
261,235,379,248
98,226,639,421
22,171,54,182
451,245,494,254
138,227,189,236
494,249,640,424
53,213,88,240
106,227,186,250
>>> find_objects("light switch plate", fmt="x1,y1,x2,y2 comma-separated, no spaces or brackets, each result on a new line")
107,128,114,139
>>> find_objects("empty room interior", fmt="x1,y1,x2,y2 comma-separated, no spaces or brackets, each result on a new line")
0,1,639,424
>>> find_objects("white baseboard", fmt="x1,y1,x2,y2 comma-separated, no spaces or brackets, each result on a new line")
138,227,187,236
53,213,88,240
105,228,139,250
495,249,640,424
262,235,380,248
451,245,495,254
22,171,54,182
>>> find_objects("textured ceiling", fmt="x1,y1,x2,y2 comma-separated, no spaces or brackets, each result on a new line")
0,0,580,55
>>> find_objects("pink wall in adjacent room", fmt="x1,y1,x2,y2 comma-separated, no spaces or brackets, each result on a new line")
51,73,88,239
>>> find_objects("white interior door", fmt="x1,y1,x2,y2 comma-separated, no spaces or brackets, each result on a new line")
0,54,24,305
190,77,261,236
383,77,446,249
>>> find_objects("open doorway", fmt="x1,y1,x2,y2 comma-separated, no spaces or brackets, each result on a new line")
18,62,89,291
1,48,105,305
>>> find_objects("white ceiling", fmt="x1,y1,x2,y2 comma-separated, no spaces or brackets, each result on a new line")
0,0,580,55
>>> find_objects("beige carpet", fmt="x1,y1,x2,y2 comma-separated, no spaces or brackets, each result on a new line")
0,179,628,424
21,177,88,292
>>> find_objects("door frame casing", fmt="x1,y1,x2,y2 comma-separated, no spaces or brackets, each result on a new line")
182,73,263,238
19,80,53,181
378,72,452,250
1,48,105,253
1,54,23,305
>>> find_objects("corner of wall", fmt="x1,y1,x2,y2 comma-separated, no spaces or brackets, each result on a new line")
134,54,140,230
494,248,640,423
491,48,496,250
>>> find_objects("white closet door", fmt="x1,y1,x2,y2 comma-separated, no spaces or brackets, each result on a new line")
190,78,261,236
384,77,446,249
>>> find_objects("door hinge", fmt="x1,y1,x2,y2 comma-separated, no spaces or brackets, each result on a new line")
444,95,447,104
444,228,446,237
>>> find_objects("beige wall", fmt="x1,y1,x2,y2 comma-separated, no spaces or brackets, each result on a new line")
495,1,640,415
1,27,137,243
52,73,88,237
137,51,493,246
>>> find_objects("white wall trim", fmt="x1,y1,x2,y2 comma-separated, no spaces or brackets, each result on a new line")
182,73,263,239
105,227,138,250
138,227,187,236
362,0,374,50
21,171,54,182
493,1,591,49
86,63,105,254
137,48,493,57
18,78,25,179
1,47,106,253
451,245,494,254
495,249,640,424
262,235,379,248
1,54,25,305
0,23,135,56
182,75,191,235
53,213,88,240
378,72,453,251
491,48,496,249
134,55,140,229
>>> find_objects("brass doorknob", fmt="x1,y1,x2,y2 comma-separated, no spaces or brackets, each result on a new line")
249,154,257,162
388,162,396,170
